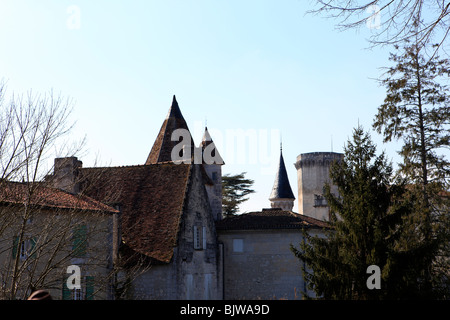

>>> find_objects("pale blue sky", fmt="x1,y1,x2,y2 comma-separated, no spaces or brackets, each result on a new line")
0,1,403,213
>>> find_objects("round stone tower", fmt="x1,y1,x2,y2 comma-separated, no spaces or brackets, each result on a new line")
294,152,343,221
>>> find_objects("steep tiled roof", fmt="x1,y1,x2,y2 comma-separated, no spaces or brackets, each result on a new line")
216,208,328,230
269,148,295,200
79,163,191,263
145,95,195,165
0,181,118,213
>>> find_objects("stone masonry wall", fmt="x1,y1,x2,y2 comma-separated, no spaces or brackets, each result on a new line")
218,228,323,300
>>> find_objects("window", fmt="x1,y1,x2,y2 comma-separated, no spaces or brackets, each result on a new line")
19,241,27,260
62,276,94,300
13,237,36,261
193,226,201,249
193,225,207,250
73,288,83,300
313,194,328,207
232,239,243,253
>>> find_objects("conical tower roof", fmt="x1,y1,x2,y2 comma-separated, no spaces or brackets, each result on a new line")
199,126,224,165
145,95,195,164
269,147,295,200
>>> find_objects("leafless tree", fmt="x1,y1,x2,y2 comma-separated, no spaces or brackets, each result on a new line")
0,81,150,299
309,1,450,54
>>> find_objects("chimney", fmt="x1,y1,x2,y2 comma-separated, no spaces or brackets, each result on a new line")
53,157,82,194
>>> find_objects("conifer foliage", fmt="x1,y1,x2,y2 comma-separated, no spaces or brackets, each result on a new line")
291,127,430,299
373,42,450,297
222,172,255,216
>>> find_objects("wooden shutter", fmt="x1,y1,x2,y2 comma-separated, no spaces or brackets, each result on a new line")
85,276,94,300
30,237,37,258
12,236,19,259
72,225,87,257
62,275,71,300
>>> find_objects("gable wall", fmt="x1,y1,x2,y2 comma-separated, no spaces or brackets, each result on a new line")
130,164,223,300
174,163,223,299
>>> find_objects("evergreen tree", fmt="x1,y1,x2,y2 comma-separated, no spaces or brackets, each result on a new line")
373,41,450,295
373,41,450,195
222,172,255,216
291,127,428,299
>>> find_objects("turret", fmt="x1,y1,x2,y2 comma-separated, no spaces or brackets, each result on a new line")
294,152,343,220
200,126,224,221
269,145,295,211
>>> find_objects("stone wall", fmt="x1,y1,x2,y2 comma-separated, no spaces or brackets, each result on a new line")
175,164,222,299
203,163,223,221
218,228,323,300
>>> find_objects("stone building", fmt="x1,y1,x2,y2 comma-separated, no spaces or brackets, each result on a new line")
0,180,118,300
216,208,327,299
75,96,224,299
216,147,327,300
0,95,333,300
62,96,330,300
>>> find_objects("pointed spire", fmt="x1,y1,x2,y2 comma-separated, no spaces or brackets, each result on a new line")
145,95,195,165
269,147,295,210
200,126,224,165
166,95,184,120
200,126,212,147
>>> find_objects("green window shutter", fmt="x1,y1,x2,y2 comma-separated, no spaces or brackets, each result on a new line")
72,225,87,257
30,237,37,258
62,275,71,300
85,276,94,300
12,236,19,259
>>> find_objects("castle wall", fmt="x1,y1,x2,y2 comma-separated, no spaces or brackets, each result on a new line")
295,152,343,221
